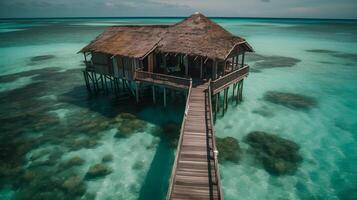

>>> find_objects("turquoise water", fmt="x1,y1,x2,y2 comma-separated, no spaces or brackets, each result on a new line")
0,17,356,200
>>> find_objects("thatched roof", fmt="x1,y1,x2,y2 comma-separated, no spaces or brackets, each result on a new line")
81,13,253,60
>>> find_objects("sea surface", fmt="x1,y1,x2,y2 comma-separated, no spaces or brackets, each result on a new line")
0,17,356,200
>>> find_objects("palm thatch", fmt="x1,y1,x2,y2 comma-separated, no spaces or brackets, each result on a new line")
80,13,253,60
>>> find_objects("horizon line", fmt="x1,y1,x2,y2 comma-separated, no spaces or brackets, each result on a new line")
1,16,357,21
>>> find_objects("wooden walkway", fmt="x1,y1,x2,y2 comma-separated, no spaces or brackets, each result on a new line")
167,82,223,200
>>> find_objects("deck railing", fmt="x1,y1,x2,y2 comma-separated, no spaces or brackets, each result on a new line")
207,81,224,200
166,79,193,200
211,65,249,94
135,70,191,89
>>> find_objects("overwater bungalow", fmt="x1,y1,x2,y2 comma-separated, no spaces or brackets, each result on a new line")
80,12,253,200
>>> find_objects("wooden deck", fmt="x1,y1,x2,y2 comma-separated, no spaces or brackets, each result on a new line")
167,81,223,200
135,70,191,90
211,65,249,95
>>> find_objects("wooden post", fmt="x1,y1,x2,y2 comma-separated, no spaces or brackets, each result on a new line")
163,87,167,107
110,77,113,92
217,92,221,113
236,82,240,104
232,56,236,69
239,80,244,102
99,74,103,90
91,72,97,93
184,55,188,77
236,55,239,69
200,57,203,79
232,83,236,102
241,52,245,67
222,89,226,116
104,75,108,93
82,71,91,93
122,79,125,91
225,88,228,111
213,60,218,80
215,94,218,121
135,82,139,103
152,85,156,104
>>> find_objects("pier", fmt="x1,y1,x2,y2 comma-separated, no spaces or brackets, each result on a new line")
167,81,222,199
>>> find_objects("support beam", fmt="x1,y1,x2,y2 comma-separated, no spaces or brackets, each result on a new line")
232,83,236,102
91,72,97,93
184,55,188,77
82,71,91,93
83,53,87,63
232,56,235,71
200,57,203,79
222,89,226,116
225,88,228,111
241,52,245,67
104,75,108,93
239,80,244,102
152,85,156,104
236,55,239,69
215,94,218,121
213,60,218,80
100,75,104,90
217,92,221,113
204,57,209,64
163,87,167,107
135,82,139,103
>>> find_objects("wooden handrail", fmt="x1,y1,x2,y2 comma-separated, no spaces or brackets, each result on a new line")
211,65,249,94
166,79,193,200
207,81,224,200
135,70,191,88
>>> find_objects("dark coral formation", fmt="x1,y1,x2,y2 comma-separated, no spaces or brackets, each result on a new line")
30,55,56,62
216,137,242,163
114,113,147,138
0,67,145,198
86,164,112,179
102,154,113,162
306,49,357,62
246,53,301,69
254,56,301,69
160,122,181,148
245,131,302,175
263,91,317,110
252,106,274,117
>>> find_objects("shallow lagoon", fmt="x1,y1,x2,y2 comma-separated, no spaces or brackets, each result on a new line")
0,17,356,200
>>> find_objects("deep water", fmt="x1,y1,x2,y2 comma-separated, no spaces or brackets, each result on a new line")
0,17,356,200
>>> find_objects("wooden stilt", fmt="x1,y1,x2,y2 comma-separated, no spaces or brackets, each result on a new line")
217,92,221,113
100,74,104,90
215,94,218,121
122,79,125,91
239,80,244,102
163,87,167,107
236,81,240,104
200,57,203,79
225,87,229,111
222,90,226,116
82,71,91,93
110,77,114,92
232,83,236,102
115,78,119,94
104,76,108,93
94,73,99,93
135,82,139,103
91,72,97,93
152,85,156,104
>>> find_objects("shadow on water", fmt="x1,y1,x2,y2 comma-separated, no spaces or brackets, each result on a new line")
138,137,175,200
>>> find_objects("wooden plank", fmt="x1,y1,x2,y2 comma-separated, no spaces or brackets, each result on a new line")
168,81,222,200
